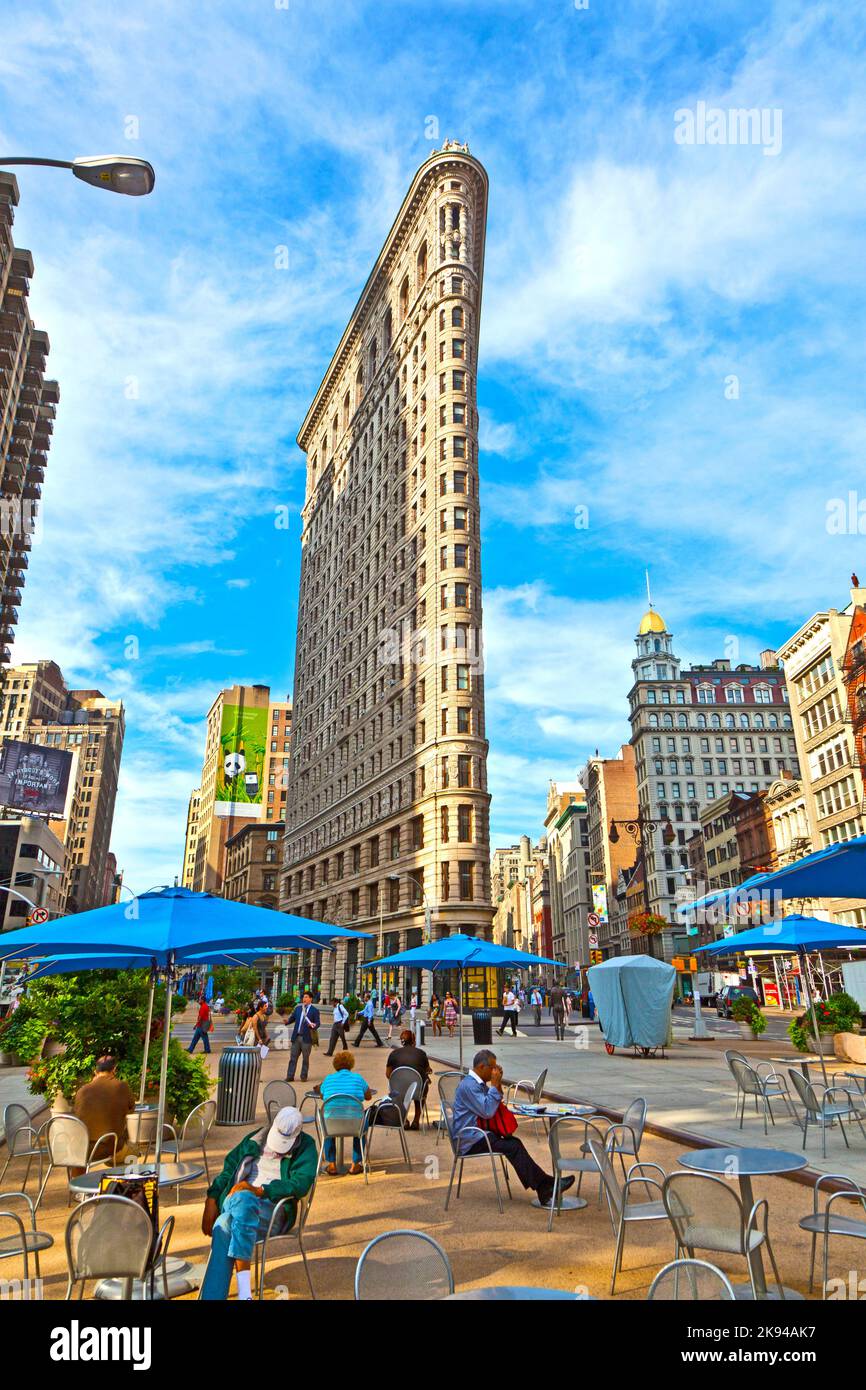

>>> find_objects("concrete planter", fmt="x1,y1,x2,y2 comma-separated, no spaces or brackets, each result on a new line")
833,1030,866,1064
737,1022,760,1041
0,1050,20,1067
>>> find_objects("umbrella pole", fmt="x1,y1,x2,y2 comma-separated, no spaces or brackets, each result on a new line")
154,955,176,1168
459,969,464,1072
138,969,157,1105
799,948,829,1088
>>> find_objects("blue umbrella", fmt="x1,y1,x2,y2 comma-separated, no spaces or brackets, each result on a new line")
743,835,866,900
0,887,371,1161
204,974,214,1003
694,915,866,1084
370,934,561,1068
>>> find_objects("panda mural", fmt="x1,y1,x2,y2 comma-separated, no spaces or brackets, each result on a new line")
215,701,267,815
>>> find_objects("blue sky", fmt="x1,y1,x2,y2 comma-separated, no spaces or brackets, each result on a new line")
1,0,864,892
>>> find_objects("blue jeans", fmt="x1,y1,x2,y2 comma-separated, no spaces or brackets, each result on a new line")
200,1190,276,1300
324,1135,362,1164
188,1026,211,1054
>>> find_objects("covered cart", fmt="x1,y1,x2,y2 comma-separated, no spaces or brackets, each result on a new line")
587,955,675,1057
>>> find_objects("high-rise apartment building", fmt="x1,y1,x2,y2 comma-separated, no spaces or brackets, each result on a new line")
779,580,866,927
281,144,491,1002
544,783,590,981
0,661,125,913
0,173,58,666
181,787,200,889
627,605,799,959
189,684,291,894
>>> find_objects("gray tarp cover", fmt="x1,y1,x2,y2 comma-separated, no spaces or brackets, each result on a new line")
587,955,676,1048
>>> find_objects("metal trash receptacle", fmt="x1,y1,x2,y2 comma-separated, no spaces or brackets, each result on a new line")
472,1010,492,1045
415,1019,426,1047
216,1044,262,1125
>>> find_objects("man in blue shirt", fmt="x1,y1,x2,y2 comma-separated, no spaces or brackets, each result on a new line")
352,993,384,1048
450,1050,573,1208
286,991,321,1082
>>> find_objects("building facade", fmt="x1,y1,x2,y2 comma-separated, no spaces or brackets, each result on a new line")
0,663,125,914
224,820,283,909
280,144,492,1002
0,815,66,928
580,744,639,959
0,173,58,671
627,604,799,960
778,581,866,926
189,684,290,894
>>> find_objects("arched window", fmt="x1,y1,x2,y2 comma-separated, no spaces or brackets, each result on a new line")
711,714,721,729
417,240,428,282
648,714,659,729
754,714,764,729
677,714,688,728
451,305,464,327
663,713,673,729
399,274,410,323
697,713,707,729
725,714,735,729
368,336,377,380
356,362,364,403
739,713,749,729
383,307,392,351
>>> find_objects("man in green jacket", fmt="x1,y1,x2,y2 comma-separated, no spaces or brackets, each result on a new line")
199,1107,317,1300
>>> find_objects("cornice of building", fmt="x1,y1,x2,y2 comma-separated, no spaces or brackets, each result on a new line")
297,146,488,453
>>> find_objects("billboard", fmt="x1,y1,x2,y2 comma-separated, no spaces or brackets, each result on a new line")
591,881,609,922
214,701,267,818
0,740,74,816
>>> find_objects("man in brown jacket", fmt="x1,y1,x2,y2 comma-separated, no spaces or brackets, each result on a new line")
74,1055,135,1162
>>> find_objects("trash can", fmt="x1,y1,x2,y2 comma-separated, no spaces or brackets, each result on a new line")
415,1019,426,1047
472,1010,492,1045
216,1044,262,1126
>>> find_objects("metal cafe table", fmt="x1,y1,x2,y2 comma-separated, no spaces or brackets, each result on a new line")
511,1102,596,1211
677,1146,807,1299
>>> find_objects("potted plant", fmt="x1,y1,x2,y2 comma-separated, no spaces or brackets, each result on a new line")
344,993,362,1024
275,991,296,1019
789,991,861,1054
731,996,767,1040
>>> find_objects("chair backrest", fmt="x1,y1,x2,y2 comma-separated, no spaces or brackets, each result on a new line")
724,1049,748,1072
319,1095,365,1139
389,1067,423,1113
354,1230,454,1300
648,1258,736,1300
0,1209,29,1280
549,1116,608,1168
532,1069,548,1104
65,1195,154,1282
2,1103,29,1150
788,1067,821,1115
181,1100,217,1143
263,1080,297,1120
46,1114,90,1169
728,1056,761,1096
588,1137,623,1218
663,1172,746,1252
437,1072,463,1108
621,1097,647,1148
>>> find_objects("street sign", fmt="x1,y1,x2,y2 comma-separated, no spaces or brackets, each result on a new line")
27,907,49,926
588,931,598,947
587,912,601,929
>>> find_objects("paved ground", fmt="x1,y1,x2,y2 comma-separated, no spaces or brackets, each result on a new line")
2,1003,862,1301
424,1012,866,1185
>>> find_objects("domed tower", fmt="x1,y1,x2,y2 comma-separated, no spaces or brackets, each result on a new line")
632,604,680,683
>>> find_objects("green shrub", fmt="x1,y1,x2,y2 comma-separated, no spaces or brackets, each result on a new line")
731,997,766,1035
788,992,862,1052
345,994,362,1021
212,965,259,1013
276,991,296,1013
0,1001,47,1061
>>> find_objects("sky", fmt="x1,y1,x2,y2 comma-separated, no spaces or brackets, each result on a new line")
1,0,864,892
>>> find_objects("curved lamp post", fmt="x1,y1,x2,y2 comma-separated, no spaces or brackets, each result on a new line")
0,154,155,196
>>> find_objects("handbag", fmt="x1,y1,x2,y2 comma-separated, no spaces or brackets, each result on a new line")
486,1102,518,1138
98,1171,159,1259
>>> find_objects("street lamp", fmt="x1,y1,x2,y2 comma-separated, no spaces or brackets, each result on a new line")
608,811,676,959
0,154,155,196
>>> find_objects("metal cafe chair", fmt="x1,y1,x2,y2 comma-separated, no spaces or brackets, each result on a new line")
663,1170,785,1301
435,1072,463,1145
389,1064,431,1131
64,1194,154,1300
315,1096,369,1183
0,1190,53,1284
608,1098,649,1175
441,1097,511,1215
546,1117,608,1232
253,1179,318,1300
355,1230,454,1300
798,1171,866,1298
589,1134,669,1294
788,1068,866,1159
0,1104,47,1192
35,1114,118,1211
726,1055,795,1135
505,1068,548,1137
159,1099,217,1182
365,1082,417,1170
263,1080,297,1123
647,1257,736,1300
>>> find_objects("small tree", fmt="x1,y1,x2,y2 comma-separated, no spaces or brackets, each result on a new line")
731,996,766,1036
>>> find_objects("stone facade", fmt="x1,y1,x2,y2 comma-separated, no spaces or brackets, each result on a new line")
280,146,492,1002
579,744,639,959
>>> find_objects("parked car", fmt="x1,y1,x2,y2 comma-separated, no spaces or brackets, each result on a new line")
716,984,760,1018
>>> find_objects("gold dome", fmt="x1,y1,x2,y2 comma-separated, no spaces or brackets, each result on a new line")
638,608,667,635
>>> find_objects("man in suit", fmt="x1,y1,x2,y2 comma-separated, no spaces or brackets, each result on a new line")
286,991,320,1083
450,1050,573,1208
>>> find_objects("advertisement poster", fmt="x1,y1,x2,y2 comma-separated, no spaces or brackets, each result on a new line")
214,702,267,817
0,740,74,816
591,881,609,922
